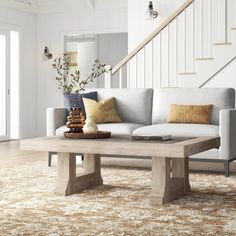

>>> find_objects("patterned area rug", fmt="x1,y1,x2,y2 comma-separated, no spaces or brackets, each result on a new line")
0,162,236,236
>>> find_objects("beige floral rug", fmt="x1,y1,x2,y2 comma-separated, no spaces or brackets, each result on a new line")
0,162,236,236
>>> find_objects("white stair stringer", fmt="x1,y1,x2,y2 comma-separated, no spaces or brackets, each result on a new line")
178,29,236,88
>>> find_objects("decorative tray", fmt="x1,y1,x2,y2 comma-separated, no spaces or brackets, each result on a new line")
64,131,111,139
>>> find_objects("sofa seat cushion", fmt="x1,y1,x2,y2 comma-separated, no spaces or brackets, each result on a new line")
56,123,145,136
133,123,219,137
97,123,144,134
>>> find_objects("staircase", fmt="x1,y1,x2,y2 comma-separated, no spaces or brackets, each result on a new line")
105,0,236,89
179,28,236,88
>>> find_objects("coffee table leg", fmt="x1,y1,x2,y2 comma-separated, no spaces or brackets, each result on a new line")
172,157,191,193
150,157,171,205
150,156,190,205
54,152,76,196
54,153,103,196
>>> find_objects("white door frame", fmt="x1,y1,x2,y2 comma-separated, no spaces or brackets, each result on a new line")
0,30,10,141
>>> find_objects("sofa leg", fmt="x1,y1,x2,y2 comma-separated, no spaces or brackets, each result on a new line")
48,152,53,167
224,160,230,177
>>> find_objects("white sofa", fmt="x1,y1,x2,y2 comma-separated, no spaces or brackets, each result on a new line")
46,88,236,176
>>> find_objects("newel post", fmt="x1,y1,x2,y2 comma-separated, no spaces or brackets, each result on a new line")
104,65,112,88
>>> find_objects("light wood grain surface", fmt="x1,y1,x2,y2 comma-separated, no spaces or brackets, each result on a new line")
20,135,220,158
0,140,47,167
20,135,220,204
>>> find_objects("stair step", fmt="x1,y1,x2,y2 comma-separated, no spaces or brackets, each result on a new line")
213,42,232,46
196,58,214,61
179,72,196,75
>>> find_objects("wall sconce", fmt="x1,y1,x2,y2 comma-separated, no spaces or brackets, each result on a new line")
146,1,158,20
43,46,53,60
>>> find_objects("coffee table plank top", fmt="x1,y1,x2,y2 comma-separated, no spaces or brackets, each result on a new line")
20,135,220,158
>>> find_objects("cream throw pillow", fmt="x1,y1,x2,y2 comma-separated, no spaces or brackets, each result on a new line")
168,104,213,124
83,97,123,124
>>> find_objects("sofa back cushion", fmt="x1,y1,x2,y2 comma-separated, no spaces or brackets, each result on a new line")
152,88,235,125
87,88,153,125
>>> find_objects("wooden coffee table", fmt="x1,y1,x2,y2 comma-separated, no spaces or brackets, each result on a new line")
20,135,220,205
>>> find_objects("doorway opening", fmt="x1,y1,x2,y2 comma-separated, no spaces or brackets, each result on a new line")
0,29,20,141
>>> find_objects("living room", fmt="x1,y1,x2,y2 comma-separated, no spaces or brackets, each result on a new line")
1,0,236,235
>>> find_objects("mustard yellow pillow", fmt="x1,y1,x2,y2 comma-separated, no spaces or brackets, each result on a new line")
168,104,213,124
83,97,122,124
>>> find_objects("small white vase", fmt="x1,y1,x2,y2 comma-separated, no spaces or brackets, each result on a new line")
83,118,98,134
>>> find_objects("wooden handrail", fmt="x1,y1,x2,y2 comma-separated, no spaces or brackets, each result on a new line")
112,0,193,75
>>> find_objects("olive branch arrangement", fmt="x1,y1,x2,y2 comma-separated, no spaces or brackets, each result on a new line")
52,52,110,94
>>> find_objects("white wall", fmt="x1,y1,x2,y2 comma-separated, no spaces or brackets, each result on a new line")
77,40,97,87
37,0,127,136
0,6,37,138
97,33,128,88
128,0,186,52
204,58,236,89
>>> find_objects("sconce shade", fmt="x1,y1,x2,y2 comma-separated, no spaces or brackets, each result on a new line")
43,46,53,60
146,1,158,20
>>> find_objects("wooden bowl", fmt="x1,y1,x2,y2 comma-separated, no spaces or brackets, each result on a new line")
64,131,111,139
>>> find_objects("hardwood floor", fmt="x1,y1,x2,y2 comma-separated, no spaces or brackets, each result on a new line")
0,140,47,167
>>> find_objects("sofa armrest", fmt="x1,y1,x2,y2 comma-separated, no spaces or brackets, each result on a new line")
46,108,67,136
219,109,236,160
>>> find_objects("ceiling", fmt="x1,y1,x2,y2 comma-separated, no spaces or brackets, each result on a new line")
14,0,62,4
13,0,31,5
14,0,95,6
4,0,126,14
12,0,96,11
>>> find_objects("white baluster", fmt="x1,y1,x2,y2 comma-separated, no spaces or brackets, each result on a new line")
235,0,236,27
136,55,138,88
143,46,146,88
151,39,154,87
119,68,123,88
202,0,212,57
217,0,227,43
176,17,179,87
192,0,195,71
127,61,130,88
209,0,212,57
160,32,162,88
184,9,187,72
185,4,194,72
169,21,178,87
200,0,203,58
144,42,153,88
104,65,112,88
225,0,228,43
